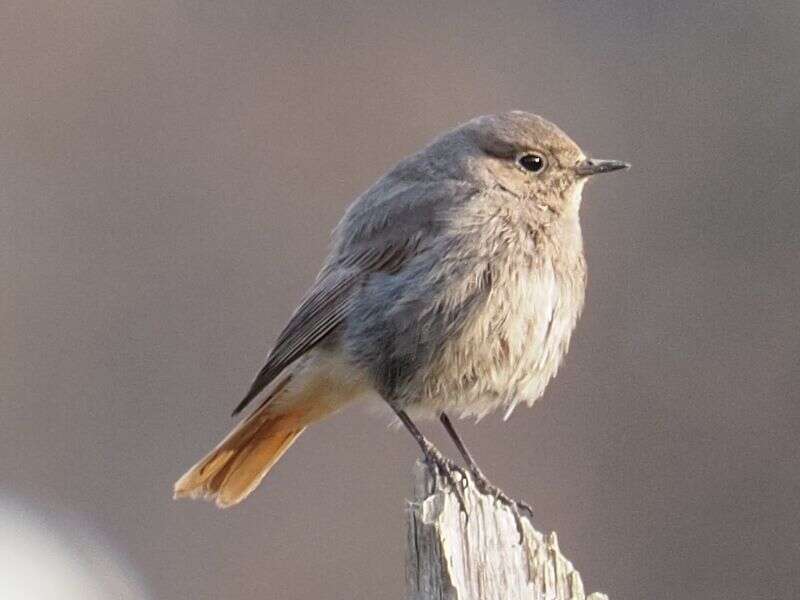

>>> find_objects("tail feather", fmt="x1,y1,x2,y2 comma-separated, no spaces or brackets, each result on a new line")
175,350,364,507
174,405,306,508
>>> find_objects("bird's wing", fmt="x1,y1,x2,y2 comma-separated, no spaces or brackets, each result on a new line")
231,179,475,416
231,239,423,416
232,244,416,416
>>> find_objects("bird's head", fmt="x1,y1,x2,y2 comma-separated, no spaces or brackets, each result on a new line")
431,111,629,215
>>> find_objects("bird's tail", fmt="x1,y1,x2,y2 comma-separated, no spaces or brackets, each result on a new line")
173,399,309,508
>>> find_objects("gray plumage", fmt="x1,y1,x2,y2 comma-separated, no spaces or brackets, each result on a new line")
240,111,591,419
178,111,628,508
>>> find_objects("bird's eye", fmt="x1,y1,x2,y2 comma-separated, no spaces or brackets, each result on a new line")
518,153,547,173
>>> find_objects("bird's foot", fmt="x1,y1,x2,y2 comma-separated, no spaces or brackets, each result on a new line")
422,443,469,517
469,466,533,544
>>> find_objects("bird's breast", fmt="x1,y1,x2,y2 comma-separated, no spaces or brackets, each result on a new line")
413,247,586,420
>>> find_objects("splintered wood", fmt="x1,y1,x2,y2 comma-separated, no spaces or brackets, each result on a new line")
406,462,609,600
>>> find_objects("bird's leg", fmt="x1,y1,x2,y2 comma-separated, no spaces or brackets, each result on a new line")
390,405,468,515
440,412,533,542
439,412,488,481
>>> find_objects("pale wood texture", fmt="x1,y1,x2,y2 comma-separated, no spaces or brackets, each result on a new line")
406,461,609,600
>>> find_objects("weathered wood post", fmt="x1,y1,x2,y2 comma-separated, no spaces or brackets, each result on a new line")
406,462,609,600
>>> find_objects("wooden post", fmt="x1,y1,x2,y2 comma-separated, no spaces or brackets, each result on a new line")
406,461,609,600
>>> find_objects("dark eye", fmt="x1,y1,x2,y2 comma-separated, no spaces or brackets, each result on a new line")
518,153,547,173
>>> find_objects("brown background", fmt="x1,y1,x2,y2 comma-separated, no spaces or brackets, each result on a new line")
1,2,798,599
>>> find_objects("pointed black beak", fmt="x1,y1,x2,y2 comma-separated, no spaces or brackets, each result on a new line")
575,158,630,177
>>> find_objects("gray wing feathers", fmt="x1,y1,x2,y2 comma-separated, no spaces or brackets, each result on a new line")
232,178,476,416
232,270,359,415
232,241,417,416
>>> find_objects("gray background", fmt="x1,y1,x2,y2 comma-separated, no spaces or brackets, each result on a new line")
1,2,798,599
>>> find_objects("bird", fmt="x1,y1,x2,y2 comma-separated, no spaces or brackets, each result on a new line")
174,111,629,522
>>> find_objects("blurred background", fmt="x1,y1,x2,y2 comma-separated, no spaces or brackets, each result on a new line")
1,2,798,599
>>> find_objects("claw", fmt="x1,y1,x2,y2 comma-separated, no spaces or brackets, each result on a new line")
468,467,532,544
422,445,469,519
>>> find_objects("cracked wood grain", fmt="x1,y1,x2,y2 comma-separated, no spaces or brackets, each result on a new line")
406,461,610,600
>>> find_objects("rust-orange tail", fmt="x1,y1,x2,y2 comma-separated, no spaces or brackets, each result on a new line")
173,402,307,508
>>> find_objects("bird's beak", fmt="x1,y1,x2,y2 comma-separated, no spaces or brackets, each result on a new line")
575,158,630,177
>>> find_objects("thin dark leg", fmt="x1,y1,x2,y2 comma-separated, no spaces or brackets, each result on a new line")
439,411,534,542
439,412,486,479
394,408,434,455
388,403,468,514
